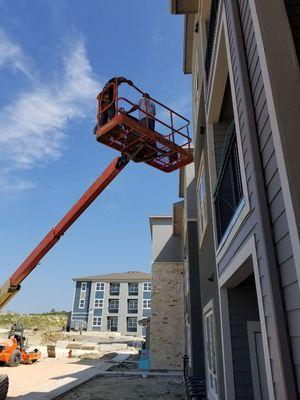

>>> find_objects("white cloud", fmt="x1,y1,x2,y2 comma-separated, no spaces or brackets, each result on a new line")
0,29,35,80
0,35,100,193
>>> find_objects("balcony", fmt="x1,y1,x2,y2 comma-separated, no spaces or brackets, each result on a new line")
127,317,137,333
128,283,138,296
109,283,120,296
205,0,220,81
128,300,138,314
108,300,119,314
107,317,118,332
214,123,243,243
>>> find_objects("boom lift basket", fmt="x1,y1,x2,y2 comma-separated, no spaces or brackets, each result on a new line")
95,78,193,172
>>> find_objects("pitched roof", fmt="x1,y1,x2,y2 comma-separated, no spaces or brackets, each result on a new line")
73,271,151,282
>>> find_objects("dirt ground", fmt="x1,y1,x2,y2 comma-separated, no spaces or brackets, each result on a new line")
58,375,186,400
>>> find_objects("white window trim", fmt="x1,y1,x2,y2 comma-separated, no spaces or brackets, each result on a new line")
203,301,219,400
143,299,151,309
95,282,105,292
81,282,87,292
79,299,85,309
143,282,151,292
92,316,101,327
94,299,103,309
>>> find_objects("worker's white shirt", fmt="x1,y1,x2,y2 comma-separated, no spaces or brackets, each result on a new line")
138,98,156,120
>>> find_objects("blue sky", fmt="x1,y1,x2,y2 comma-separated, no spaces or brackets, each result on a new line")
0,0,191,313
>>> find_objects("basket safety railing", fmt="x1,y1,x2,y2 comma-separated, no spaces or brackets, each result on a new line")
97,79,192,152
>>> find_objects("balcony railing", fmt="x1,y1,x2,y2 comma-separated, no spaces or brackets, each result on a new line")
110,286,120,296
205,0,220,81
128,308,138,314
127,327,137,333
128,290,138,296
108,308,119,313
214,123,243,243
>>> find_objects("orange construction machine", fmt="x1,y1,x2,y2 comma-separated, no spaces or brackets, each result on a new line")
0,325,40,367
0,78,193,399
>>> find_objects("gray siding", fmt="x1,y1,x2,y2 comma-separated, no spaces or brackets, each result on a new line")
196,138,225,397
237,0,300,395
228,275,260,399
218,0,300,396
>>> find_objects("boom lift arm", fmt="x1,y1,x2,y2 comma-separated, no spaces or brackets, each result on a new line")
0,155,128,310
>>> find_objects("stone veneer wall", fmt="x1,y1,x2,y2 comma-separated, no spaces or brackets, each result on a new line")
150,262,185,370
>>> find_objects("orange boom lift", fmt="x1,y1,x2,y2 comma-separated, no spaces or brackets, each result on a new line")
0,78,193,399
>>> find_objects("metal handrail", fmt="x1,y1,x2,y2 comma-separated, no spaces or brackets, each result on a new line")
116,97,190,144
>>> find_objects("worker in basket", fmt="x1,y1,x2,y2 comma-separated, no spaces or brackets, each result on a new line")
124,93,158,161
94,76,132,133
126,93,156,131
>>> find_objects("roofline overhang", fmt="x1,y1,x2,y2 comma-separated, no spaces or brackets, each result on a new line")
183,14,194,74
170,0,198,14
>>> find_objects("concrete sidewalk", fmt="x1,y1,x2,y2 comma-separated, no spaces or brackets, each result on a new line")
2,357,112,400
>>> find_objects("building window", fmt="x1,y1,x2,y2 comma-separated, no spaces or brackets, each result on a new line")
107,316,118,331
110,283,120,296
214,123,243,243
94,299,103,309
108,299,119,313
127,317,137,332
204,306,218,398
79,299,85,309
143,299,151,309
128,299,138,314
143,282,151,292
81,282,87,292
92,317,101,327
128,282,139,296
198,157,208,239
95,282,105,291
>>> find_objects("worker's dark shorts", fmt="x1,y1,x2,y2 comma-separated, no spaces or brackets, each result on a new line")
140,117,155,131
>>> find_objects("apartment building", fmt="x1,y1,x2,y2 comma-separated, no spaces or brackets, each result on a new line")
170,0,300,399
70,271,151,336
